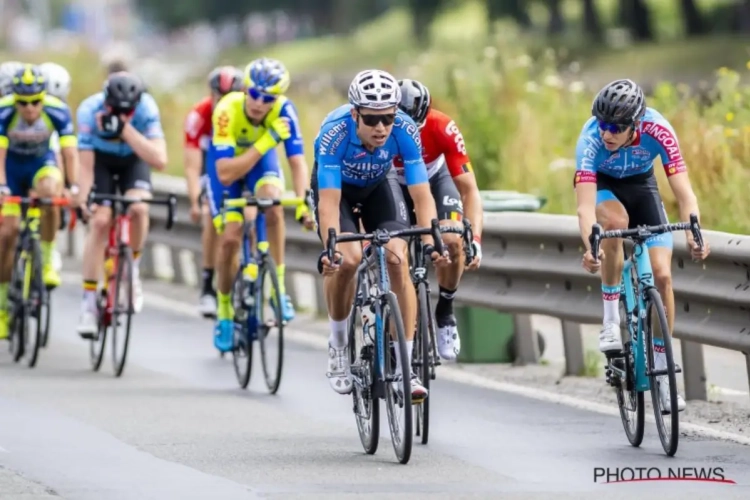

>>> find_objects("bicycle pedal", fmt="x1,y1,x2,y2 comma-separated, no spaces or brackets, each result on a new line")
604,350,624,360
674,363,682,374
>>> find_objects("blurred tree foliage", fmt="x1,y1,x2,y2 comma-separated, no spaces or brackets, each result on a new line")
134,0,750,41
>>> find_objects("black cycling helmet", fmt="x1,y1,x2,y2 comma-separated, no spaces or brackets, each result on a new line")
397,78,431,126
208,66,244,95
104,71,143,112
592,79,646,124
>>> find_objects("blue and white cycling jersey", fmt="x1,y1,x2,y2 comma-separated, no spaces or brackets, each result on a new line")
314,104,428,189
574,107,687,185
76,92,164,156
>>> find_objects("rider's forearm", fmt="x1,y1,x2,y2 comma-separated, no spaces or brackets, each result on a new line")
121,125,167,170
61,147,79,186
575,183,597,250
216,149,262,185
78,150,95,196
409,183,438,246
0,149,7,186
457,180,483,238
318,189,341,249
184,147,203,204
288,154,310,199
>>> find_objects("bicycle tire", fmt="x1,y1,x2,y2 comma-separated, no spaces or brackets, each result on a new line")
414,281,431,445
258,255,284,394
232,268,253,389
349,292,380,455
90,289,108,371
111,247,134,377
382,291,413,465
24,240,44,368
40,287,51,348
615,296,644,447
645,287,679,456
9,246,28,363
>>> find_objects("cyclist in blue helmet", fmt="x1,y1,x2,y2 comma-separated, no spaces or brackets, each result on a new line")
0,65,81,339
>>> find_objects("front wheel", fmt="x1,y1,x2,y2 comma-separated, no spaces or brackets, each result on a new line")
111,248,134,377
414,282,431,445
258,256,284,394
231,268,253,389
24,241,44,368
615,293,644,447
382,291,413,465
645,287,679,457
349,300,379,455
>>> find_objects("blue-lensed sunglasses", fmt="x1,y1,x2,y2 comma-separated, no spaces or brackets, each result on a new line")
598,120,631,134
248,87,277,104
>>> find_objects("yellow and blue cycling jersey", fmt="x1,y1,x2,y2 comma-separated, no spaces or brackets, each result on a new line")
0,94,74,196
205,91,304,223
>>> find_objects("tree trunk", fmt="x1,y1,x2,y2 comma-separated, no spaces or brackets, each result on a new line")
680,0,706,36
547,0,565,34
582,0,603,41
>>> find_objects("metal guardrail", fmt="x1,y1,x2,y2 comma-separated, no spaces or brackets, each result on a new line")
58,174,750,402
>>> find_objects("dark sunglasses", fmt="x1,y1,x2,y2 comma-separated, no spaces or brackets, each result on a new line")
16,99,42,107
358,112,396,127
248,87,277,104
598,120,632,134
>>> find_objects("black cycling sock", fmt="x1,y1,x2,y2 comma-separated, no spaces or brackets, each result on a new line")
435,286,457,324
202,268,215,295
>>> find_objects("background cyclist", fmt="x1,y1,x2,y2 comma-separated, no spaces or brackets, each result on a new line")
397,78,484,361
575,79,710,413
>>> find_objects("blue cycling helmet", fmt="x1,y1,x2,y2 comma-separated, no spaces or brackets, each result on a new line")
12,64,46,97
244,58,289,95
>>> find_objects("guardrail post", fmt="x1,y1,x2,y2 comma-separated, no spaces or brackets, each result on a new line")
170,247,185,285
139,244,156,280
680,340,707,401
314,276,327,318
513,314,539,365
745,352,750,404
561,320,585,376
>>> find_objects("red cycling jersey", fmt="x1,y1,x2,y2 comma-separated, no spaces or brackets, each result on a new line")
184,96,213,151
393,108,473,185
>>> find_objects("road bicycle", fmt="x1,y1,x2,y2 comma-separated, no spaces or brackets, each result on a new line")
221,195,306,393
327,219,445,465
85,192,176,377
589,214,704,457
409,218,475,445
3,196,74,367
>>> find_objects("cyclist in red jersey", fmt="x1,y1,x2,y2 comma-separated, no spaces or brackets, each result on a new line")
396,79,483,360
184,66,244,317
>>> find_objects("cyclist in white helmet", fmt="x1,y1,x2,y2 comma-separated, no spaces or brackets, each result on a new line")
38,62,73,273
0,62,25,97
312,69,448,400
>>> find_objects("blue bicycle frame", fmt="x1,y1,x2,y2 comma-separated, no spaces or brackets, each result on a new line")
620,242,655,392
371,245,390,380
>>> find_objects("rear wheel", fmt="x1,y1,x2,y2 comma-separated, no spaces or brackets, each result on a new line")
111,248,134,377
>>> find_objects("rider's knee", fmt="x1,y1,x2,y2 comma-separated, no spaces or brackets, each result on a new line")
653,266,672,291
337,243,362,277
264,205,283,226
90,211,112,236
128,202,149,221
0,217,19,241
600,211,628,231
384,239,408,270
220,223,242,253
34,180,58,197
442,232,462,261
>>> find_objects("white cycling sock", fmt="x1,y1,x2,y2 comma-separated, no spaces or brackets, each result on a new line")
406,340,414,376
328,318,347,349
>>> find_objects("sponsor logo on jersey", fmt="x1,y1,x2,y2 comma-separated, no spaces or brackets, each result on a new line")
642,121,681,164
574,170,597,185
216,111,230,137
445,120,467,155
318,121,347,156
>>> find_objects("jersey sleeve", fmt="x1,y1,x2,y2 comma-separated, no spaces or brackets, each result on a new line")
641,118,687,177
0,104,13,149
574,124,599,186
211,99,237,161
279,100,304,158
140,94,165,139
395,115,428,186
44,99,77,149
184,107,205,149
440,117,472,177
315,119,347,190
76,97,98,151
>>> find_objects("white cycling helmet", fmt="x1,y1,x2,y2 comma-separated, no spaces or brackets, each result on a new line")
39,62,71,100
348,69,401,110
0,61,24,97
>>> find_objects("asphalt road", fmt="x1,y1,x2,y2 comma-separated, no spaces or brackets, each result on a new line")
0,280,749,499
